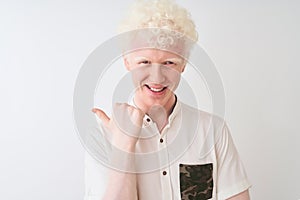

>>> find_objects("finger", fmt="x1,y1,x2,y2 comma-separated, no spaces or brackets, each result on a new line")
91,108,110,126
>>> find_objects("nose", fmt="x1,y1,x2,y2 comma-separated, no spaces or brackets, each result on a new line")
149,64,165,84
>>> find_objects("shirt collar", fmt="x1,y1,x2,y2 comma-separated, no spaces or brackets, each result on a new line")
168,95,180,125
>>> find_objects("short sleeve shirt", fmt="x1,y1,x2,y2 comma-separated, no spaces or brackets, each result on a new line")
84,100,251,200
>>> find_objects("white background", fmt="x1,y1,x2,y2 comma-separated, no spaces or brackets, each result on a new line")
1,0,300,199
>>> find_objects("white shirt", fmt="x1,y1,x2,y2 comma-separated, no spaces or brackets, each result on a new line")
84,99,251,200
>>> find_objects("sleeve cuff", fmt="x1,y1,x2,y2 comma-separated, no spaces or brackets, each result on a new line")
217,179,252,200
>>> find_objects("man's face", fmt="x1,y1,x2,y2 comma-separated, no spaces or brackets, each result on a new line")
124,48,186,107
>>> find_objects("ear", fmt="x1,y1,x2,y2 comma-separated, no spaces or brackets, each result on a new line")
123,55,131,71
181,63,186,73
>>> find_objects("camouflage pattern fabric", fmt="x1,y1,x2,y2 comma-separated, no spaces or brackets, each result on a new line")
179,163,213,200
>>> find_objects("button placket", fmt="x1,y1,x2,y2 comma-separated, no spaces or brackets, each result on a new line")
158,118,175,199
159,136,167,149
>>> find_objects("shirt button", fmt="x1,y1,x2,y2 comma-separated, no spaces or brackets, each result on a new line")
160,138,164,143
162,171,167,176
146,118,151,122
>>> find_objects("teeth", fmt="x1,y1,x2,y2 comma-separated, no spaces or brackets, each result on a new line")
150,87,164,92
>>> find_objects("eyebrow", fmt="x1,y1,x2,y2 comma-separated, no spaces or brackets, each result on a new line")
133,57,184,64
133,57,149,62
165,58,184,64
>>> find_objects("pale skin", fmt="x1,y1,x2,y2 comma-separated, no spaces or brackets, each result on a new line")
92,104,142,200
92,48,250,200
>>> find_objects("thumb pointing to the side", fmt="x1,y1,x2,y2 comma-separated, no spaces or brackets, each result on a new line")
92,108,110,126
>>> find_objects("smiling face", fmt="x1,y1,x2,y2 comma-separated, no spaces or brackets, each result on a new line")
124,48,186,113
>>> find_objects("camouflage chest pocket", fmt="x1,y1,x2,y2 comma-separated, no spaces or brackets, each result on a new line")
179,163,213,200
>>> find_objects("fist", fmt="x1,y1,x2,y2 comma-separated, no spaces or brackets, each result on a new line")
92,103,145,152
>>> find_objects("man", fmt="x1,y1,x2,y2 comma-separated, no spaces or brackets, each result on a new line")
86,0,251,199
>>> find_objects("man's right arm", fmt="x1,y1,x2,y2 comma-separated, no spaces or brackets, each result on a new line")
84,150,138,200
90,104,143,200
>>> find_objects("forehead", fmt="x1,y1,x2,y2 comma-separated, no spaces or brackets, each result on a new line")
126,48,184,60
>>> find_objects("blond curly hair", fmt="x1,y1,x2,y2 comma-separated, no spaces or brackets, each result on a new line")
118,0,198,42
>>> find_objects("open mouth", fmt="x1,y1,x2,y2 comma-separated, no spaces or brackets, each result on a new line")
145,84,167,93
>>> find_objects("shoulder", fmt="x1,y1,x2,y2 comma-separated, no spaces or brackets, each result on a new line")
179,100,227,130
178,100,230,156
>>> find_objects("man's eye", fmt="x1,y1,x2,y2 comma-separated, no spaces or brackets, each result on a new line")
138,60,150,64
164,61,175,65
